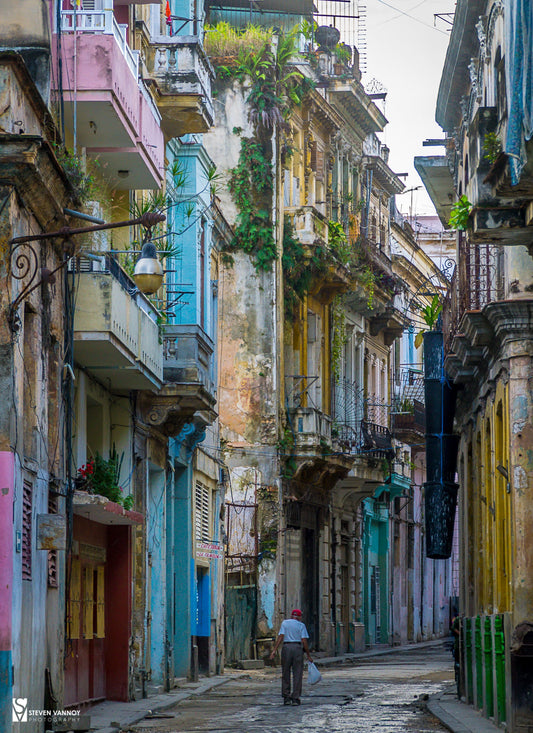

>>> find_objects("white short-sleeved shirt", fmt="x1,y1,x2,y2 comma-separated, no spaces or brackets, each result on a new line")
279,618,309,642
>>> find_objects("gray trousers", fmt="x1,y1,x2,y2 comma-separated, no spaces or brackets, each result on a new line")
281,643,304,700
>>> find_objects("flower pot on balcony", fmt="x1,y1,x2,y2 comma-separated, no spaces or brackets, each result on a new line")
424,480,458,559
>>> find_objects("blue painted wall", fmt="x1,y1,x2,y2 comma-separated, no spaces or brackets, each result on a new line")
147,468,167,686
170,459,193,677
361,498,389,646
166,138,214,335
0,651,12,731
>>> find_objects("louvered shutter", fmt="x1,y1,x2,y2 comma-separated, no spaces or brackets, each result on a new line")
309,141,325,182
83,567,94,640
69,559,81,640
22,482,32,580
195,481,211,542
95,565,105,638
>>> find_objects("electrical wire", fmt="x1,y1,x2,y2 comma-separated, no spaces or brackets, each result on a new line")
373,0,448,35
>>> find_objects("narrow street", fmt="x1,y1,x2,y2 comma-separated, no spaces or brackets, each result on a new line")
130,645,454,732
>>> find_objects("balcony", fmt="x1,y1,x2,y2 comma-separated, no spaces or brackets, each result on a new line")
54,10,164,189
331,379,394,504
288,405,332,448
332,379,393,457
285,206,351,302
144,37,214,138
136,324,217,436
163,323,215,396
284,377,353,488
285,206,328,251
391,369,425,445
442,237,505,382
73,256,162,391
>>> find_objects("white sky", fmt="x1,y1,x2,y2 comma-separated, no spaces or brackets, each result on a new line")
362,0,457,217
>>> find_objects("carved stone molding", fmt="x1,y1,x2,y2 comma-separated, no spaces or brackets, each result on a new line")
138,391,187,437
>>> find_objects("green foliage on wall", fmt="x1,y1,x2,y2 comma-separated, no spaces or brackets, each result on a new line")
225,134,276,271
331,294,348,380
212,25,314,271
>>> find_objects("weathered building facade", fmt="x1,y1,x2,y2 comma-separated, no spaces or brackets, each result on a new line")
202,16,457,663
1,0,224,727
416,0,533,727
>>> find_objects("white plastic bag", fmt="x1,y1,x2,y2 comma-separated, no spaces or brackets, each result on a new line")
307,661,322,685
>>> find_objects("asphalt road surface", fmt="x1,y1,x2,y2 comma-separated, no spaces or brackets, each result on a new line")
131,644,453,733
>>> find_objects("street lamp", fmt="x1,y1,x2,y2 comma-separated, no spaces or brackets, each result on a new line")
133,239,164,295
7,211,165,332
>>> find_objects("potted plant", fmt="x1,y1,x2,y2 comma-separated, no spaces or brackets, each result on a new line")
76,448,134,510
414,294,443,349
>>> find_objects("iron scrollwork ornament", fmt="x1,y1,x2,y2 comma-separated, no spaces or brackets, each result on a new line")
8,242,40,333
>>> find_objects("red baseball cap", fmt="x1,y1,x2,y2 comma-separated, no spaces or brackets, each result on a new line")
291,609,302,617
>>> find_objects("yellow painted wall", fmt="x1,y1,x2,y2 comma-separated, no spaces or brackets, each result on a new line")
461,380,512,616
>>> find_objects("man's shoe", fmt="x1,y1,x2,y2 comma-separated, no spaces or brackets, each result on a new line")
292,699,300,705
283,698,291,705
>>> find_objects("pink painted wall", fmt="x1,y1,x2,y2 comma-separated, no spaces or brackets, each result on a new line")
0,451,14,652
138,89,165,180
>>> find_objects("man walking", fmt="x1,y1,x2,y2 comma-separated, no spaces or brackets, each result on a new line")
270,609,313,705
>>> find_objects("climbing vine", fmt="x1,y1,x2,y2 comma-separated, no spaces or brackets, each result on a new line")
328,220,351,265
331,294,348,380
206,24,314,271
225,133,276,271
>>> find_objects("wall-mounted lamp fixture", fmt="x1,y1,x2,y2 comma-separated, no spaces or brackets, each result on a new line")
7,211,165,333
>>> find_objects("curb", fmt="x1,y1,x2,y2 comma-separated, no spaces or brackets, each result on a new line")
425,685,502,733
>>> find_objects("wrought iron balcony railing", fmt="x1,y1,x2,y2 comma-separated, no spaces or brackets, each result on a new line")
442,234,504,352
331,378,393,458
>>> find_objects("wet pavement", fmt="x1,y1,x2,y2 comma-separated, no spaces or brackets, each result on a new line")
128,645,453,732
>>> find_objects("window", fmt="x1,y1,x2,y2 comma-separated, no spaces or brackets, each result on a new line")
195,481,211,542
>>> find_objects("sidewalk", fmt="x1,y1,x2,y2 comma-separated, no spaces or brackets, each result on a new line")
427,685,502,733
86,675,239,733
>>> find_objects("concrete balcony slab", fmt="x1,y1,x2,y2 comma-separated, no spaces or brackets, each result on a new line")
73,259,163,391
144,36,214,138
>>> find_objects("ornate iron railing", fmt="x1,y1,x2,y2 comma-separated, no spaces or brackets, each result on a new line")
331,378,393,457
442,234,504,352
